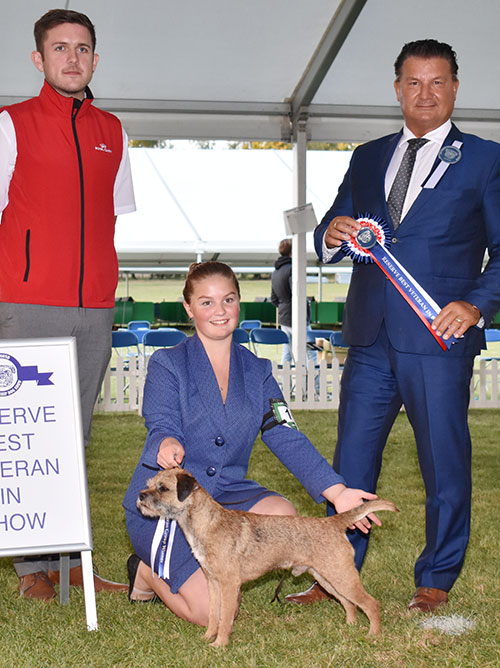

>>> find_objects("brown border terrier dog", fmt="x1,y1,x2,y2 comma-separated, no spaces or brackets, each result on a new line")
137,468,398,647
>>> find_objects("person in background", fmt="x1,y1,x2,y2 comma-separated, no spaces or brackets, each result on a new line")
270,238,294,363
270,238,316,365
0,8,136,600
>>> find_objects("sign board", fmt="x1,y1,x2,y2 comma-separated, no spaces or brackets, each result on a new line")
0,337,92,557
283,202,318,235
0,337,97,629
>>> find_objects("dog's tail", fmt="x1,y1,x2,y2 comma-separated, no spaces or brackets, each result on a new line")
334,499,399,530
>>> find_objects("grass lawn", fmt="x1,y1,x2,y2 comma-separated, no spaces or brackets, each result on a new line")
0,410,499,667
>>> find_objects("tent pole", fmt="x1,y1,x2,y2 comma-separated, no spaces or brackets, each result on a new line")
291,118,308,367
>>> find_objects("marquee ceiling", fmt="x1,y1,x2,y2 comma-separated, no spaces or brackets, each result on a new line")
2,0,500,143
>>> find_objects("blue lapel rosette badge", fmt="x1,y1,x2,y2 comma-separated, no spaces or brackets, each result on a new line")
423,140,463,190
439,144,461,164
341,216,454,351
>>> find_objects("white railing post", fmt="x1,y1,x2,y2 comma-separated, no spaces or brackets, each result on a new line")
96,355,500,412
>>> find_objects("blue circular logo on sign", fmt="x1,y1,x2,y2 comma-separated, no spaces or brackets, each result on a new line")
0,353,22,396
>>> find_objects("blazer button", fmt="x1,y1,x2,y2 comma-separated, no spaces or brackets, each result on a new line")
215,436,225,446
206,466,216,477
391,237,398,243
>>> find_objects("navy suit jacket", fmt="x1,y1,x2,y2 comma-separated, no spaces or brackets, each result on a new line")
314,124,500,356
123,333,343,514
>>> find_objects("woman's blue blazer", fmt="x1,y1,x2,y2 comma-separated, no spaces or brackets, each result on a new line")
123,333,343,591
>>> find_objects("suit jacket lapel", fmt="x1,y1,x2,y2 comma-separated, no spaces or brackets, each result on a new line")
423,123,463,184
400,123,463,225
224,342,247,428
187,334,247,430
187,333,227,428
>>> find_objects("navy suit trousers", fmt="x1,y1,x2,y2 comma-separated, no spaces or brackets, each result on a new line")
328,323,474,591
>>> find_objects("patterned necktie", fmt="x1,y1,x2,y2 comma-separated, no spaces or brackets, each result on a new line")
387,137,429,228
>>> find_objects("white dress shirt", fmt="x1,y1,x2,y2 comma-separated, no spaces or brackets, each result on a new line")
321,119,452,262
384,119,452,219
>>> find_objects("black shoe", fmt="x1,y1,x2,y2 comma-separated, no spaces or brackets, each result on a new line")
127,554,159,604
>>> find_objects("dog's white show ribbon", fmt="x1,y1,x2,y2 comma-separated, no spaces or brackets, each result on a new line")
150,518,177,580
150,518,165,579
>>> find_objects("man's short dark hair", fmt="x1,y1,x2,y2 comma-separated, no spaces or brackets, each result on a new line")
34,9,96,54
394,39,458,80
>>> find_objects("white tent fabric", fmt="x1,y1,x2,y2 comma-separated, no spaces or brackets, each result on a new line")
116,147,353,268
2,0,500,142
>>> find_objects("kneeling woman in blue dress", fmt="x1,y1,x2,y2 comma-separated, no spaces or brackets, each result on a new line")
123,261,377,625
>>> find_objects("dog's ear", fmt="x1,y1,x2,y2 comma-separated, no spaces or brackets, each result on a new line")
176,472,196,502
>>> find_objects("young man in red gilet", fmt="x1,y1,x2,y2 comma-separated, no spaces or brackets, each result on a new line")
0,9,136,600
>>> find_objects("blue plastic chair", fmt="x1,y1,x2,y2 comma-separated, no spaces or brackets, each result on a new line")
112,329,140,353
250,327,290,360
128,320,151,330
239,319,262,332
330,331,349,348
485,328,500,342
250,327,289,346
307,327,334,342
111,331,141,390
233,327,250,344
142,328,187,355
127,320,151,342
478,328,500,362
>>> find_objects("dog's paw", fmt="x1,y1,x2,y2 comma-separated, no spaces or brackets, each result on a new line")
209,636,229,648
203,630,217,643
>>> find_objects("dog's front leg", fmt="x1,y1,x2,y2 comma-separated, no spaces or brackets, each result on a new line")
203,576,221,643
211,581,240,647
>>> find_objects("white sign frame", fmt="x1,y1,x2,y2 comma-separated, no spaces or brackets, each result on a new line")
0,337,97,630
283,202,318,235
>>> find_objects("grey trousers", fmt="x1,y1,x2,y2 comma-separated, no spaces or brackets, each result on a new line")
0,302,114,575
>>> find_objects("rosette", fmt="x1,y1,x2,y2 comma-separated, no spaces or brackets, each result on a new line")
341,215,391,263
339,213,455,351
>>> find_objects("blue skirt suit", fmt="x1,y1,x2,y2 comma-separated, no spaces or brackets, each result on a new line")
123,333,344,593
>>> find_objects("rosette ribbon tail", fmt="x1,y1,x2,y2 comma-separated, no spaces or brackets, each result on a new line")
342,217,454,351
367,244,452,351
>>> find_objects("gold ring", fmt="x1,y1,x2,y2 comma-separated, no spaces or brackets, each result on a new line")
456,317,464,323
333,222,337,230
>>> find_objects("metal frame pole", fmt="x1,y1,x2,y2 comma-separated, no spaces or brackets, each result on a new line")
291,119,308,366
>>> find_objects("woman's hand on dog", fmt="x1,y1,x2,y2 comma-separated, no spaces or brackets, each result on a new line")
157,437,185,469
322,484,381,533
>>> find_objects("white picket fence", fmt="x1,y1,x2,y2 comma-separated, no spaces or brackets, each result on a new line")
95,355,500,413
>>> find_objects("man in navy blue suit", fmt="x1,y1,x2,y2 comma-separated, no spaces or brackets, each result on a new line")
286,40,500,612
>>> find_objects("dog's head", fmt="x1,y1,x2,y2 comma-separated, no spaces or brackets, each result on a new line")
137,468,198,520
